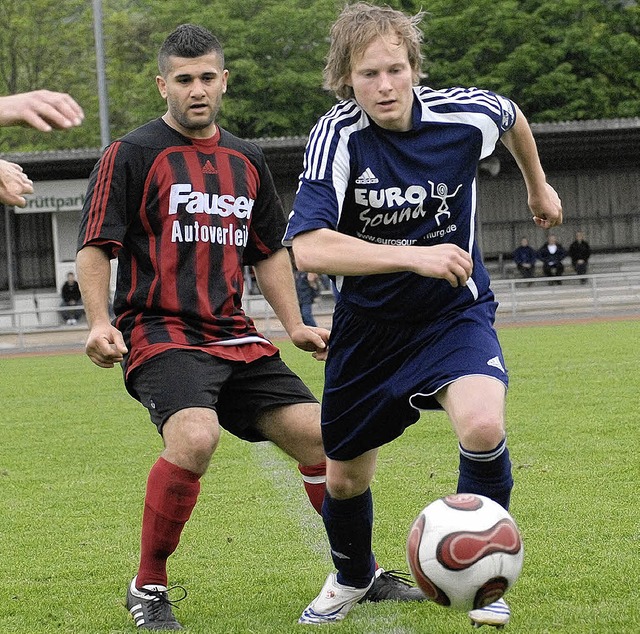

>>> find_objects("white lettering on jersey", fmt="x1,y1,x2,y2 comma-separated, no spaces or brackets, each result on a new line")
354,185,427,209
355,183,462,233
359,204,428,233
171,220,248,246
168,184,254,219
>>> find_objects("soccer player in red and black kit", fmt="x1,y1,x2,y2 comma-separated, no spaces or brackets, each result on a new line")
76,24,420,631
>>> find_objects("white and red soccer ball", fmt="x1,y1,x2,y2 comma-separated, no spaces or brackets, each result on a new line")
406,493,524,612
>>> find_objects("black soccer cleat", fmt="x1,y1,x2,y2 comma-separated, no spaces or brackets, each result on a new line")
359,568,426,603
126,577,186,630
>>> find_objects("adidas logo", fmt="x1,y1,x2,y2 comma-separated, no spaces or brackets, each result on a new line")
487,356,505,373
202,160,217,175
355,168,378,184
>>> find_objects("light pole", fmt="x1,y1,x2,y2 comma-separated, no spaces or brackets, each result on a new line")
92,0,110,149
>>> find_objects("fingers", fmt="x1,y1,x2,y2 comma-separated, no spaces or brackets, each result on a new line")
531,183,563,228
312,348,329,362
1,90,85,132
0,160,34,207
85,332,128,368
413,244,473,287
533,210,563,229
444,250,473,288
22,91,85,131
292,325,330,355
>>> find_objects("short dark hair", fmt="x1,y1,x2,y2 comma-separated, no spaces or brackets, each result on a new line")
158,24,224,76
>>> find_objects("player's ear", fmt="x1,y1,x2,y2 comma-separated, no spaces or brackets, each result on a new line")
156,75,168,99
222,69,229,94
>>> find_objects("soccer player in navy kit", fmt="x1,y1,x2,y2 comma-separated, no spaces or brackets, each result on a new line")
76,23,419,631
287,3,562,627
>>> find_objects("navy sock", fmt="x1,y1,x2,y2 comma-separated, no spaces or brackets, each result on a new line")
457,438,514,510
322,488,376,588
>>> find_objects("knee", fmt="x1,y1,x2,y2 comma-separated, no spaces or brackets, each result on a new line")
326,464,372,499
458,415,505,452
182,425,220,460
302,436,326,467
327,476,368,500
163,414,220,473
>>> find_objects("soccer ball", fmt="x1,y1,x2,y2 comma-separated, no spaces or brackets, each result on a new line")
406,493,523,612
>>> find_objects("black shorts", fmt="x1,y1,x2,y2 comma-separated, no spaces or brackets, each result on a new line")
126,349,318,440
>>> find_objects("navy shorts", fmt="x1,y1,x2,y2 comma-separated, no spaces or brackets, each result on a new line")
322,299,508,460
126,349,318,440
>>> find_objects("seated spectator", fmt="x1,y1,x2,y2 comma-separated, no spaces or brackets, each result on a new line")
569,231,591,283
538,235,566,284
513,237,537,282
61,271,83,324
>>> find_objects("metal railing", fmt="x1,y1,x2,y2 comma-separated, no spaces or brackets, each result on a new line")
492,271,640,321
2,272,639,353
0,304,85,351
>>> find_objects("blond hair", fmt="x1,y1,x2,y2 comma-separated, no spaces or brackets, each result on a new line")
323,2,426,100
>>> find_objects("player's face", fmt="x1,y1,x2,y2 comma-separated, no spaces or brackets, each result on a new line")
345,35,414,132
156,52,228,139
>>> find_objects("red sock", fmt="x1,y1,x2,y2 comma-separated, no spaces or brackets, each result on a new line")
137,457,201,588
298,462,326,515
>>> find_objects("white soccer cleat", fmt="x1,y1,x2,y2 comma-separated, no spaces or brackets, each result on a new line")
299,572,374,625
468,597,511,629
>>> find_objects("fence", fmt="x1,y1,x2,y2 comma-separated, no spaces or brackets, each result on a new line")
492,271,640,322
1,272,639,353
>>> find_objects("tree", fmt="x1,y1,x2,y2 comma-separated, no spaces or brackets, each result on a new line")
0,0,99,150
423,0,640,122
0,0,638,153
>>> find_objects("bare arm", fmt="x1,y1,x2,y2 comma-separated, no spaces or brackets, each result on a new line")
76,246,127,368
291,229,473,287
0,90,84,131
501,104,563,229
0,159,33,207
252,248,329,359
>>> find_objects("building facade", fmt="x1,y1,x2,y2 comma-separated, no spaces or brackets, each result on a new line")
1,118,639,309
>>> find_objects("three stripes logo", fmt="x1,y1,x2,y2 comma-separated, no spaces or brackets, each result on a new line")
202,160,217,175
355,168,379,184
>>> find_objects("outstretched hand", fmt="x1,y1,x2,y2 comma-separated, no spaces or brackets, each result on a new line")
290,325,331,361
0,90,84,132
0,159,33,207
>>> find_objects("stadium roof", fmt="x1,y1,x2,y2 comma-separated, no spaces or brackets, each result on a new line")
2,117,639,179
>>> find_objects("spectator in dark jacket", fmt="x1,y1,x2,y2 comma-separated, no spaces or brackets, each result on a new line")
569,231,591,283
538,235,566,284
61,271,83,324
513,237,537,282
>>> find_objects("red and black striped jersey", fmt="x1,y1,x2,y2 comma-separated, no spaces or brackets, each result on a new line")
78,118,285,374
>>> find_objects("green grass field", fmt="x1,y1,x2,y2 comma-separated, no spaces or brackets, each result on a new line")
0,319,638,633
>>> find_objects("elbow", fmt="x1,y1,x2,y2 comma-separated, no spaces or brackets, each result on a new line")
291,234,321,272
291,246,312,272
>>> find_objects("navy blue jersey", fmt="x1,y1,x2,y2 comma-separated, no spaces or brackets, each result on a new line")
78,118,285,374
285,86,516,323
